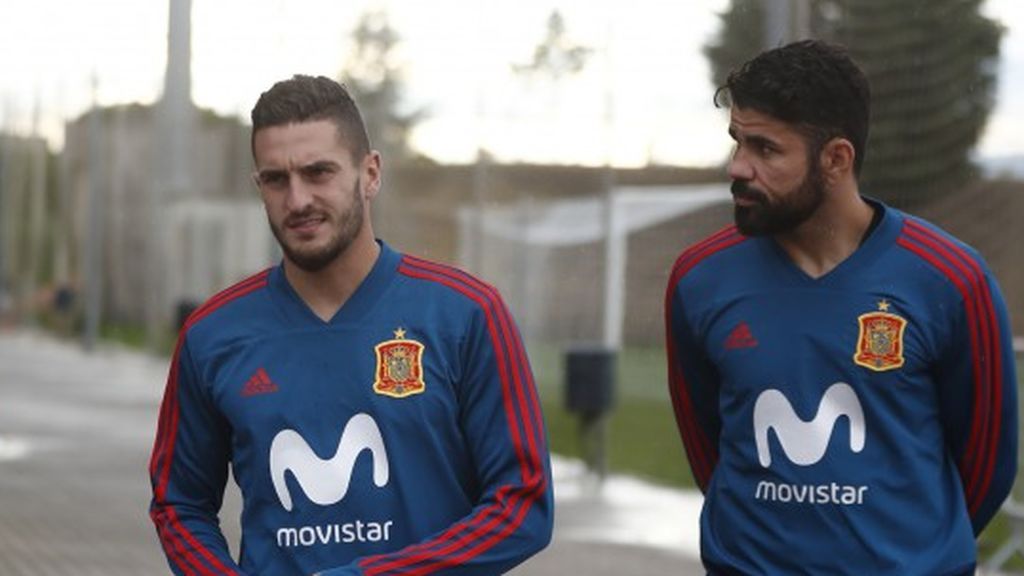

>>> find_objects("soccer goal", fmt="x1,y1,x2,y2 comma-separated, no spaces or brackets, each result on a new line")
456,183,730,350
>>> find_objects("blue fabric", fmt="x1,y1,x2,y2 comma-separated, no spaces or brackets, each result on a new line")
150,242,552,575
666,199,1017,575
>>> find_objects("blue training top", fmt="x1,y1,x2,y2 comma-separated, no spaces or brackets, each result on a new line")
150,242,553,575
665,198,1017,575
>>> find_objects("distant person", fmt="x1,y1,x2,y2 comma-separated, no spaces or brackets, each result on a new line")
149,75,552,575
0,283,11,323
664,40,1018,575
52,283,76,335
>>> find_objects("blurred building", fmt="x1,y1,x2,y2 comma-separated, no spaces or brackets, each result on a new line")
60,0,274,333
0,133,49,323
61,104,268,327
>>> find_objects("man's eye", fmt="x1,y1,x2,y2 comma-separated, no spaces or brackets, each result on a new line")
260,173,288,187
302,165,335,182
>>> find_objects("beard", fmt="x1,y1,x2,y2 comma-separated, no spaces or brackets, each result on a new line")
732,163,825,237
269,177,365,272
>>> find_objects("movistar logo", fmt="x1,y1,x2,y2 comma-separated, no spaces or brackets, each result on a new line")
753,383,865,467
269,413,390,512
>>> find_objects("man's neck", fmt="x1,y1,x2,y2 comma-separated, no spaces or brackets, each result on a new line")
774,192,875,279
283,237,381,322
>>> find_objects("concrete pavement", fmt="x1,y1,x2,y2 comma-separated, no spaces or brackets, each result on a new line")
0,329,706,575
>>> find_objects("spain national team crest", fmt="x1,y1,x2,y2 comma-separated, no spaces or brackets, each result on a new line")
373,328,426,398
853,300,907,372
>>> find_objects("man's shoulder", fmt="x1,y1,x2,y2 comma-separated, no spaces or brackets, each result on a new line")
395,253,506,308
667,225,752,288
180,267,275,340
892,210,988,269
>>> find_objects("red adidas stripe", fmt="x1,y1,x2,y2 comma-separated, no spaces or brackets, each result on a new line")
403,255,545,479
901,221,998,513
149,271,269,576
155,511,200,576
150,335,239,576
898,231,987,509
389,260,543,555
151,334,187,503
154,507,228,576
404,481,547,574
395,263,532,480
152,270,270,502
184,269,270,330
363,482,545,575
665,226,746,490
355,257,545,574
668,225,740,281
360,492,511,574
899,220,1002,515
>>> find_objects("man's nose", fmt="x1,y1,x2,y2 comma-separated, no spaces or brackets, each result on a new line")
284,175,313,211
727,148,754,182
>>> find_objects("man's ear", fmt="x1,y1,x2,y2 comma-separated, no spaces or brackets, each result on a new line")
819,137,855,181
362,150,383,200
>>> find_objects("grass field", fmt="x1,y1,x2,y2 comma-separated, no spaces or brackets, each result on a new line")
530,341,695,488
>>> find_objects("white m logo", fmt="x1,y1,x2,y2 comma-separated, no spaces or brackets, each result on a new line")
753,383,865,467
269,413,390,511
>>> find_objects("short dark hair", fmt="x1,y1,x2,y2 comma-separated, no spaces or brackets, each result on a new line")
715,39,871,175
250,74,371,161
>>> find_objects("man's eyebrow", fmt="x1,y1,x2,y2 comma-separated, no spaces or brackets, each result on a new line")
256,160,340,177
746,134,776,148
300,160,341,171
255,167,288,179
729,128,777,148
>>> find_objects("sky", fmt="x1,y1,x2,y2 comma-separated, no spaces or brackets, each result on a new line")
0,0,1022,168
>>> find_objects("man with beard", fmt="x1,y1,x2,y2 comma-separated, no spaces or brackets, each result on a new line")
149,75,552,575
664,40,1017,575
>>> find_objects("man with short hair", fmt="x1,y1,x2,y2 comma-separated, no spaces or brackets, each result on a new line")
149,75,552,575
665,40,1017,574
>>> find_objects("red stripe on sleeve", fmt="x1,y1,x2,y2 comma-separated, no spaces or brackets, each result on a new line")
664,226,745,490
354,258,547,574
184,270,270,330
153,511,202,576
403,255,546,477
149,272,268,576
151,271,269,500
900,221,1002,515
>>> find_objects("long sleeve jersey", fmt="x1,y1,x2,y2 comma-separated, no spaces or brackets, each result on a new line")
664,199,1017,575
150,242,553,575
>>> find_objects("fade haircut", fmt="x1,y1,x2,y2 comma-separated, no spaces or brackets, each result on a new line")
715,39,871,175
250,74,371,162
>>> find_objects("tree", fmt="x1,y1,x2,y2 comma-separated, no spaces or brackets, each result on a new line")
512,10,593,80
705,0,1003,207
340,10,425,164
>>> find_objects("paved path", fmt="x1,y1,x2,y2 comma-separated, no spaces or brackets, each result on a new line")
0,329,705,575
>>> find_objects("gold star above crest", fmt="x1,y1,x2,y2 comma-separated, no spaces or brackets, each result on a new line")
394,327,407,339
877,300,890,312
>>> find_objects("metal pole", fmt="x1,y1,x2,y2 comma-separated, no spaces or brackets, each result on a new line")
149,0,196,349
0,134,8,321
0,133,6,317
26,97,47,327
588,14,619,490
763,0,792,48
601,185,623,350
600,15,622,352
793,0,811,40
763,0,811,47
469,148,487,275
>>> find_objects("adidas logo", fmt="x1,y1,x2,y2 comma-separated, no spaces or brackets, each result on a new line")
724,322,758,350
242,368,279,397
